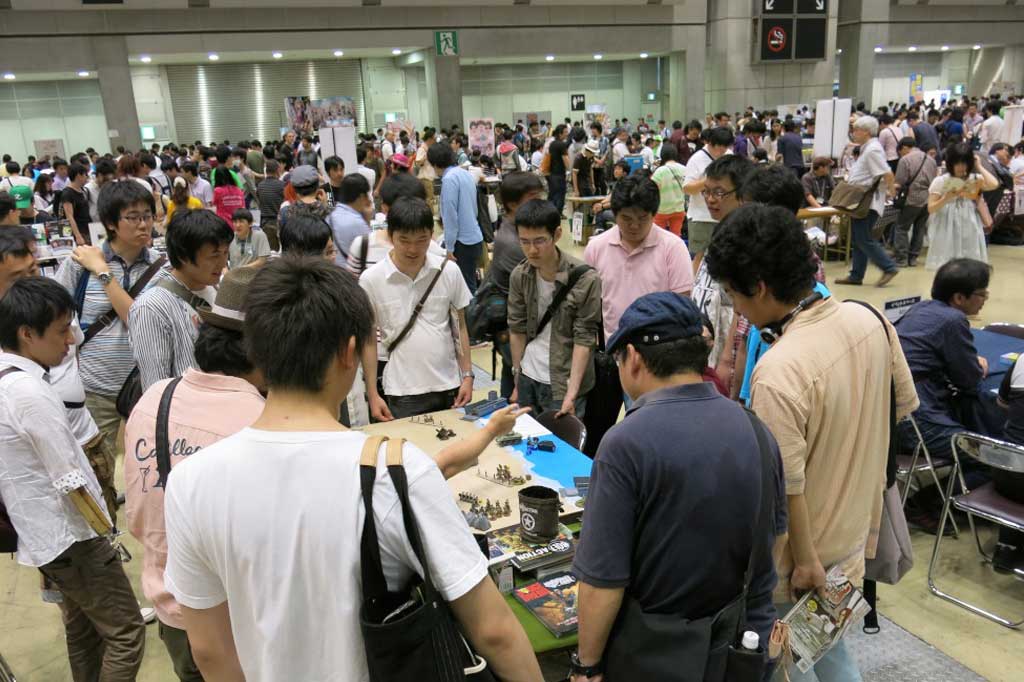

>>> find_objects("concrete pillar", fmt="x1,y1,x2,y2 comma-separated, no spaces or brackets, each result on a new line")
968,47,1007,98
90,36,142,152
424,54,463,129
622,61,643,123
667,49,705,127
837,25,883,108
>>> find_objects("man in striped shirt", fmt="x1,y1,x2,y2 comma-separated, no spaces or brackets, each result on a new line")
54,181,165,471
128,209,232,393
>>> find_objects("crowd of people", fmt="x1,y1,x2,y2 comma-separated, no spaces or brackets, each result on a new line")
1,89,1023,682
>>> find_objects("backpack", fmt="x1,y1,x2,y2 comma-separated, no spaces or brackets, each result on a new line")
499,147,522,172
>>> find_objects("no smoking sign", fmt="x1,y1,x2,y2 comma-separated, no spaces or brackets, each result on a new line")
767,26,787,52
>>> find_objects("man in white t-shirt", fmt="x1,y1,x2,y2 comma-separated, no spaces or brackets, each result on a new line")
611,129,630,163
164,256,541,682
979,104,1005,154
683,125,734,270
359,196,475,420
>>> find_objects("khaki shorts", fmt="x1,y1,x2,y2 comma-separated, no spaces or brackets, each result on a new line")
687,220,716,255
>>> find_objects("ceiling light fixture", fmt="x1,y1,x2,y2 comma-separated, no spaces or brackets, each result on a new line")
272,51,283,59
593,54,603,60
208,53,220,61
836,49,843,54
392,48,402,55
908,46,917,52
941,46,950,51
973,44,982,50
2,73,14,80
545,55,555,61
640,52,649,59
873,46,883,53
78,71,90,77
333,50,344,57
140,55,152,63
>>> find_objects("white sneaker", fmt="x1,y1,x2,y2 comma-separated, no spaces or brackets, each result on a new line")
140,606,157,624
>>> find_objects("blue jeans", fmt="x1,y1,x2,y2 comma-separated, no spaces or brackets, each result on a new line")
453,240,482,294
849,210,897,282
547,174,567,217
773,604,862,682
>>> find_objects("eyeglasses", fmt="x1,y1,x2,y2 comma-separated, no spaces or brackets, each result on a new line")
700,188,737,200
120,213,154,224
518,236,553,249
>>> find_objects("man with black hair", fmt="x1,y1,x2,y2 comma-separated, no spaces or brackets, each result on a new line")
683,125,734,269
141,153,169,196
256,159,285,250
354,144,377,189
0,225,37,292
547,124,571,217
128,209,232,392
296,135,318,168
777,119,806,178
322,155,346,207
895,258,994,462
359,197,474,420
907,110,940,158
585,175,693,340
182,162,213,208
163,257,543,682
327,173,372,264
279,212,337,260
707,204,917,681
892,137,938,267
0,161,32,190
569,291,785,681
431,142,484,293
0,276,146,681
737,163,805,214
55,181,164,503
508,199,602,418
125,267,265,682
61,162,93,246
279,165,331,231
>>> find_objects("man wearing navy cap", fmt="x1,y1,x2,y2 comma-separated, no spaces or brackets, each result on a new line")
569,291,786,681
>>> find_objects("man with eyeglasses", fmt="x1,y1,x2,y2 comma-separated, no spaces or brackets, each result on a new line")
508,199,602,418
895,258,999,531
683,126,735,271
54,181,168,509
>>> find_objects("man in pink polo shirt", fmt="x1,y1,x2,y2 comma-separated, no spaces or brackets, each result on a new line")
124,266,265,681
584,175,694,340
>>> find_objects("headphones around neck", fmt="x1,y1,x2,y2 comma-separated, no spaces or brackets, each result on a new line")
759,291,824,346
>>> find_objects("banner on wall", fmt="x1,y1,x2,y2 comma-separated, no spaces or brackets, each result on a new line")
386,119,415,137
285,96,357,136
33,139,66,161
512,111,554,128
468,118,495,157
909,74,924,103
584,105,610,132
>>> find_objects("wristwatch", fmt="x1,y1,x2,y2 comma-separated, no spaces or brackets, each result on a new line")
96,271,114,287
460,370,475,381
569,652,603,678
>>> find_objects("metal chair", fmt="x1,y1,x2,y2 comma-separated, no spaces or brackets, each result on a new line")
534,410,587,452
982,323,1024,340
928,432,1024,628
896,414,960,536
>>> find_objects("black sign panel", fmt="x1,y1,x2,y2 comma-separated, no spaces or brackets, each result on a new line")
760,19,794,61
797,0,827,14
762,0,794,14
794,17,827,60
570,94,586,112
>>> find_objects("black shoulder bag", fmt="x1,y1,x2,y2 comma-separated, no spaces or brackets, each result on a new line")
154,377,184,489
524,264,592,347
386,263,446,355
359,436,492,682
603,409,775,682
581,307,623,458
465,276,508,342
78,255,168,347
115,277,210,419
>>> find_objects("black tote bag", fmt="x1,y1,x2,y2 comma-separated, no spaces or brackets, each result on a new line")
359,436,494,682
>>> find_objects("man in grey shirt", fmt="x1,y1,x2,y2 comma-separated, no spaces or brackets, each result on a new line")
326,174,372,264
892,137,938,267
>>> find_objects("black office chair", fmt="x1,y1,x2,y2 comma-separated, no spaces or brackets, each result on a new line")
983,323,1024,340
534,410,587,451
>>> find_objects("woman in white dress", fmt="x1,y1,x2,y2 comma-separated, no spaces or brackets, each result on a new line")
926,142,1000,270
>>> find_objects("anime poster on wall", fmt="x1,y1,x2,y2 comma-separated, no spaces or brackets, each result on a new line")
285,96,357,135
513,111,554,128
468,118,495,156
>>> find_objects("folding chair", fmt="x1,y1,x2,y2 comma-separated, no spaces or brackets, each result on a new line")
896,414,960,536
928,432,1024,628
534,410,588,452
